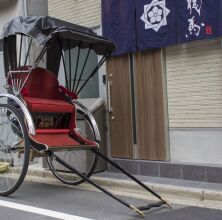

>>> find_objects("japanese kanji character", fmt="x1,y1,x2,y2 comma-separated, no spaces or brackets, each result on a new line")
187,0,202,15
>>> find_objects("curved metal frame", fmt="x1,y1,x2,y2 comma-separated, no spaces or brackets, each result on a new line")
0,94,35,135
72,100,101,142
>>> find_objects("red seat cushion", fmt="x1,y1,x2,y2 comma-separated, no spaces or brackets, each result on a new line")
24,97,74,113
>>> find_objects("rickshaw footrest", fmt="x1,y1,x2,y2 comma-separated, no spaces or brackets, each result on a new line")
137,201,167,211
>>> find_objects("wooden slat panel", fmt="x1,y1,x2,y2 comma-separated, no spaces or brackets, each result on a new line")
48,0,101,27
166,38,222,127
135,49,167,160
106,55,133,158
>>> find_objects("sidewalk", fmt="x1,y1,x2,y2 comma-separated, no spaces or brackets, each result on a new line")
26,164,222,210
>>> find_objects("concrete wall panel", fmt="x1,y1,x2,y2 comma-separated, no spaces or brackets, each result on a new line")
170,129,222,165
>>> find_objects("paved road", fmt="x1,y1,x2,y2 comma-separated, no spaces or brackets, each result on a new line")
1,181,222,220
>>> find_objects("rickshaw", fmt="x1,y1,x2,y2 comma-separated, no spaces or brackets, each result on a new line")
0,16,171,217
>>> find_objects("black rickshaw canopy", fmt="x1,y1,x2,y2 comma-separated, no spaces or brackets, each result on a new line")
1,16,116,55
1,16,116,93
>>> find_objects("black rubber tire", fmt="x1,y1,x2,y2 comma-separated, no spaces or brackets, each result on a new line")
47,109,98,185
0,104,30,196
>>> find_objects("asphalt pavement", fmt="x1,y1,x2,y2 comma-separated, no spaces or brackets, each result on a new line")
0,181,222,220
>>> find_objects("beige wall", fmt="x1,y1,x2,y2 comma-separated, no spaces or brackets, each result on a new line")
48,0,101,28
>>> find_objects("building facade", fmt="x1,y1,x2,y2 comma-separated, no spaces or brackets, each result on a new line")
0,0,220,183
48,1,222,179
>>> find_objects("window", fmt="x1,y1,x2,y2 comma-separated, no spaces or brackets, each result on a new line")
63,47,99,99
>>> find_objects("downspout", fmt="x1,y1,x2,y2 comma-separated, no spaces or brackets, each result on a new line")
19,0,28,65
23,0,27,16
20,0,27,16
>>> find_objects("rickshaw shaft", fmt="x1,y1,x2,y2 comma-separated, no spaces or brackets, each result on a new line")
93,150,164,202
50,152,132,210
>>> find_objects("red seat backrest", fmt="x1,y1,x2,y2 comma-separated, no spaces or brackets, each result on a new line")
23,67,60,99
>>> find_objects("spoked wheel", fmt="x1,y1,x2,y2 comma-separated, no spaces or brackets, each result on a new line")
47,109,98,185
0,104,30,196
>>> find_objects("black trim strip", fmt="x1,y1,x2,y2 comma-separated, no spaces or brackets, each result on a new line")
18,34,23,67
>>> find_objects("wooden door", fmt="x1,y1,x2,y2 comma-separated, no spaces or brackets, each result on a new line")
106,54,133,158
135,49,168,160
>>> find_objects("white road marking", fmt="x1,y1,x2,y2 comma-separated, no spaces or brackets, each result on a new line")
0,199,94,220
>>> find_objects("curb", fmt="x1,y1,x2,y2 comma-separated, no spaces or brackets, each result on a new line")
25,167,222,210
